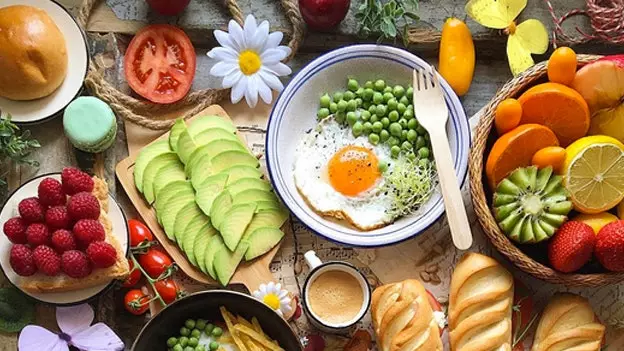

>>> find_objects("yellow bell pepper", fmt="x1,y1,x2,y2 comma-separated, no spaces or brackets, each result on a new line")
438,18,475,97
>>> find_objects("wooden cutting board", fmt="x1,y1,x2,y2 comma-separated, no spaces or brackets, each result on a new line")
115,105,290,305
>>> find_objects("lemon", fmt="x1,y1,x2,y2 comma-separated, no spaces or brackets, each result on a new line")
572,212,619,234
618,200,624,219
563,135,624,214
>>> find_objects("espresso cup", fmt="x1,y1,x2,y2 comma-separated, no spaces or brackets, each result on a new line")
301,250,371,334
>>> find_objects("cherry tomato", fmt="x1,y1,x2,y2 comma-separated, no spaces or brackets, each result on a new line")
124,25,196,104
128,219,153,247
124,289,150,315
154,278,179,304
425,289,444,336
122,258,141,287
138,248,172,279
146,0,190,16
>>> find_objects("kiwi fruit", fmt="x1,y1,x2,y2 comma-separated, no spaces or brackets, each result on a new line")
493,166,572,244
0,287,34,333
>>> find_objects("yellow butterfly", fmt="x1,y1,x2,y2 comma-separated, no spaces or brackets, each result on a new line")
465,0,549,76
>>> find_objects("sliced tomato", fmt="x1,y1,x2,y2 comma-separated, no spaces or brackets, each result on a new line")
425,289,445,336
124,24,196,104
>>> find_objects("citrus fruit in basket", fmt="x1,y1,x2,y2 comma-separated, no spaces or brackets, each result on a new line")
563,135,624,214
486,124,559,188
547,47,577,86
572,212,619,234
531,146,566,173
518,82,590,146
494,98,522,135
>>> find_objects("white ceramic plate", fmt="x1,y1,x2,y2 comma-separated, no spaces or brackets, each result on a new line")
0,173,129,305
266,45,471,247
0,0,89,124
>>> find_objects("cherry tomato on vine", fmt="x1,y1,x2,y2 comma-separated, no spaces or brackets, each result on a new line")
154,278,179,304
138,248,173,279
124,289,150,315
128,219,153,247
122,258,141,287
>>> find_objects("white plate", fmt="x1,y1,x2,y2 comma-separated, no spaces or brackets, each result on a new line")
0,0,89,124
0,173,129,305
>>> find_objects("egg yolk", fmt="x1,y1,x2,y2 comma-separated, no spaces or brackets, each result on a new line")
328,146,380,196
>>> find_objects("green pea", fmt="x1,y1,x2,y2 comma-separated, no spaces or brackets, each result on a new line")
406,151,417,161
424,133,430,141
373,92,384,104
317,108,330,119
402,140,413,151
372,121,383,133
401,129,408,141
364,80,374,89
418,158,430,168
173,345,184,351
384,86,393,94
416,136,426,149
418,147,430,159
369,114,379,123
355,98,363,107
344,91,355,101
167,337,178,348
376,104,387,117
363,88,374,101
329,102,338,113
352,121,363,136
180,327,190,337
407,104,413,112
204,323,215,334
397,103,407,115
391,145,401,158
389,110,400,121
407,86,414,100
209,341,219,351
403,109,414,119
185,320,196,330
211,327,223,337
184,347,195,351
346,112,358,126
383,92,394,103
361,110,371,121
378,160,388,173
388,136,400,147
191,329,201,339
333,92,343,102
374,79,386,91
355,87,364,97
179,337,189,347
380,129,390,141
320,94,331,108
407,129,417,142
393,85,405,97
337,100,347,112
369,133,380,145
335,112,346,124
196,320,207,331
347,100,357,111
381,117,390,128
362,101,371,110
389,122,402,137
387,98,398,111
399,95,410,106
416,125,427,135
196,346,206,351
188,337,199,347
348,78,359,91
368,104,377,115
399,118,408,129
408,118,418,130
363,121,373,134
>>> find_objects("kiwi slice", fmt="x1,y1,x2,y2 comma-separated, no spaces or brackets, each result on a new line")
493,166,572,244
0,287,35,333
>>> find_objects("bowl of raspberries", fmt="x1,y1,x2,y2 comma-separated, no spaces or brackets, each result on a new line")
0,167,129,305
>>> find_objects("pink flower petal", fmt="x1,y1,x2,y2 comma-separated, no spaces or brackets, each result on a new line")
56,304,93,336
18,326,68,351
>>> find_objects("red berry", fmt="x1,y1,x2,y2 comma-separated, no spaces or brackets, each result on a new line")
548,221,596,273
51,229,77,253
596,220,624,272
45,206,70,230
18,197,45,223
25,223,50,246
72,219,105,247
86,241,117,268
10,244,37,276
61,250,92,278
3,217,27,244
67,192,100,220
37,178,66,207
61,168,94,195
32,245,61,276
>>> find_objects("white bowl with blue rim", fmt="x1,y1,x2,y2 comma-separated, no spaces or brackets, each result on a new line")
266,44,470,247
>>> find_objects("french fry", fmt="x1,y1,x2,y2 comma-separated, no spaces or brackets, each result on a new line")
220,307,249,351
219,333,234,344
251,317,264,335
233,324,284,351
240,334,263,351
237,315,255,329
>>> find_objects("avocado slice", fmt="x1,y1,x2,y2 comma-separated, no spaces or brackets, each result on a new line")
169,119,187,152
211,150,259,174
160,190,195,241
181,211,213,266
134,140,171,194
193,127,239,146
220,203,257,251
255,200,282,211
241,208,289,241
176,211,204,265
185,139,245,178
174,202,203,245
142,152,182,204
190,154,214,189
193,222,217,274
226,178,272,197
195,174,229,216
153,164,186,203
189,115,237,135
242,227,285,261
222,165,263,185
204,235,226,279
232,189,279,206
214,241,249,286
176,129,198,165
209,190,233,230
154,181,192,219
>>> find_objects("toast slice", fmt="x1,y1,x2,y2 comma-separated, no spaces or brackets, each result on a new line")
19,177,130,294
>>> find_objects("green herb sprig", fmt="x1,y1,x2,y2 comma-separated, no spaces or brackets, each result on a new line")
355,0,419,46
383,156,435,218
0,115,40,188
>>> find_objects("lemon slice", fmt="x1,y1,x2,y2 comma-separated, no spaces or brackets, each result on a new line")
564,135,624,214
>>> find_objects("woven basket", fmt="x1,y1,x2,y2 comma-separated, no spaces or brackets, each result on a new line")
469,54,624,287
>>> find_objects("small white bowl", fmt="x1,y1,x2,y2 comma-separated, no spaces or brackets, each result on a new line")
0,0,89,124
0,173,129,305
266,45,471,247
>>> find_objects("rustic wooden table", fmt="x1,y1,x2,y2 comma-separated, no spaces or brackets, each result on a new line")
2,0,624,349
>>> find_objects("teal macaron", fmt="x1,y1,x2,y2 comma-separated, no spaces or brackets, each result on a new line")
63,96,117,153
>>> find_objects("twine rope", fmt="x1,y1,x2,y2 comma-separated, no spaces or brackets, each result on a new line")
76,0,304,130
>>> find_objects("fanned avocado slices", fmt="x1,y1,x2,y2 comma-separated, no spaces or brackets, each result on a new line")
205,235,226,279
188,115,237,135
134,139,171,193
194,222,218,274
142,152,182,204
219,203,257,251
161,189,196,241
0,288,34,333
195,174,229,216
185,139,245,178
155,181,193,222
176,129,198,164
226,178,272,197
242,227,285,261
169,119,187,152
210,190,233,230
214,241,250,286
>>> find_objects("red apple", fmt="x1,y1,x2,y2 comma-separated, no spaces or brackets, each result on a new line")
146,0,190,16
299,0,350,31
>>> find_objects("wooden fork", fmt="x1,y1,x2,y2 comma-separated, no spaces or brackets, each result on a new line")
412,66,473,250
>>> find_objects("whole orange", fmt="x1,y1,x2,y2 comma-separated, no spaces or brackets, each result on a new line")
547,47,577,86
532,146,566,173
494,98,522,135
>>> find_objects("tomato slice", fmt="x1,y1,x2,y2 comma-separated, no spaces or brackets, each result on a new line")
425,289,445,336
124,24,196,104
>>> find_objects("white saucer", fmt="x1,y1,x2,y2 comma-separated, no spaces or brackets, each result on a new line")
0,173,129,305
0,0,89,124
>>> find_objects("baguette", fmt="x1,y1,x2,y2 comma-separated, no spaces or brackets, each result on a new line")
449,253,514,351
19,177,129,293
371,279,443,351
532,293,605,351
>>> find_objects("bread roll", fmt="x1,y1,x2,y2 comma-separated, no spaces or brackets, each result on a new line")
532,293,605,351
449,253,514,351
0,5,68,100
371,279,443,351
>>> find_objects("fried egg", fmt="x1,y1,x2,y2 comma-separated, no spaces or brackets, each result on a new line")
293,117,395,230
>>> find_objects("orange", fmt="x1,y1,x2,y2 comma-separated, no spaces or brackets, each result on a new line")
531,146,566,173
547,47,578,86
494,98,522,135
518,82,590,146
486,124,559,188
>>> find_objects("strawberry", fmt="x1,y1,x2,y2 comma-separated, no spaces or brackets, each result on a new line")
61,168,94,195
3,217,27,244
37,178,65,207
548,221,596,273
25,223,50,246
61,250,92,278
9,244,37,276
33,245,61,276
596,220,624,272
86,241,117,268
67,192,100,220
18,197,45,223
45,206,70,230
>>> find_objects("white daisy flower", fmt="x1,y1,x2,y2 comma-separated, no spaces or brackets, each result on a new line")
207,15,292,108
252,281,292,317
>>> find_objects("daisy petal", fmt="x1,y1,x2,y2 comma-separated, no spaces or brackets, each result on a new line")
263,31,284,51
231,76,247,103
265,62,292,77
259,69,285,91
243,15,257,43
222,70,243,88
258,80,273,104
228,19,245,51
250,21,270,51
210,61,238,78
260,48,287,65
245,75,259,108
207,47,239,62
278,45,292,58
214,30,235,50
267,282,275,290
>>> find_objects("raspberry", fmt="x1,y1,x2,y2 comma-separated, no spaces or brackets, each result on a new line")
67,192,100,220
25,223,50,246
37,178,66,207
18,197,45,223
86,241,117,268
45,206,70,230
73,219,105,247
51,229,77,253
61,168,94,195
33,245,61,276
3,217,27,244
61,250,92,278
9,244,37,276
